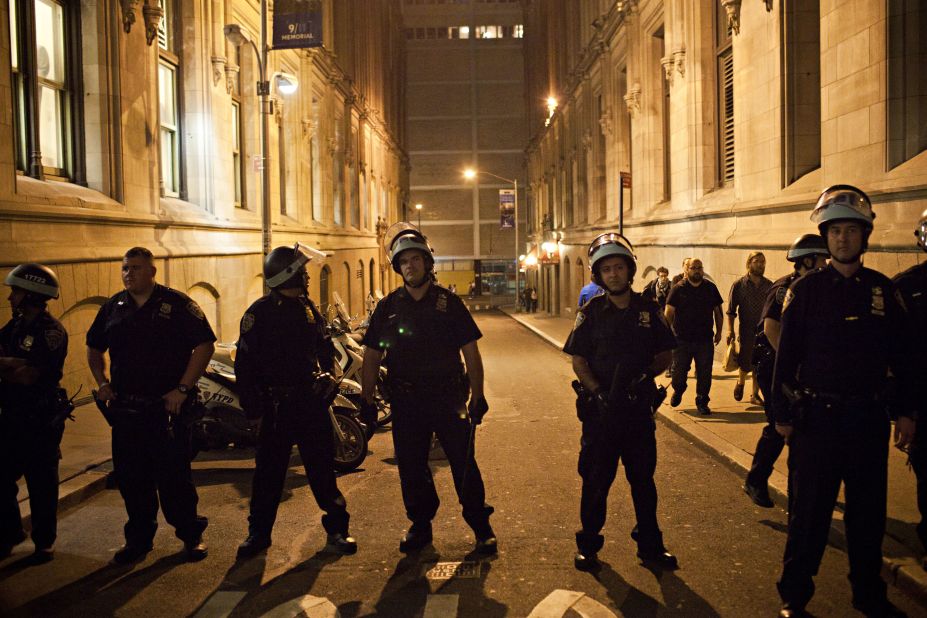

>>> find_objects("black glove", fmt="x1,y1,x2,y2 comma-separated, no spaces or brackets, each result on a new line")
468,396,489,425
311,372,338,406
359,400,379,430
593,388,610,417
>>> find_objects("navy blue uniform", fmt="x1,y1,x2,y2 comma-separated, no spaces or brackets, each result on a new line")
892,261,927,554
0,311,67,552
771,264,917,609
563,292,676,556
235,291,349,539
86,284,215,547
362,283,493,536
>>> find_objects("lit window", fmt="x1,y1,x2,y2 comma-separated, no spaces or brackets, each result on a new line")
514,24,524,38
459,25,470,39
158,0,182,197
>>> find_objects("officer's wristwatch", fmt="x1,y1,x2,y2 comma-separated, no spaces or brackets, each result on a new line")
176,384,191,395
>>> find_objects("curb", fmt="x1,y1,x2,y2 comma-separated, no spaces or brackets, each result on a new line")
502,310,927,610
21,460,113,530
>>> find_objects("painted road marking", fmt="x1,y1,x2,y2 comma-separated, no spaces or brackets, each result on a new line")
424,561,481,579
423,594,460,618
193,591,339,618
527,589,617,618
193,591,249,618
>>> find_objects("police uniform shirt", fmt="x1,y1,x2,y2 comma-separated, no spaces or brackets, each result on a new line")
760,272,801,326
86,284,216,398
771,264,916,423
0,311,67,408
893,262,927,381
563,292,676,390
361,283,481,382
235,292,335,392
665,279,723,342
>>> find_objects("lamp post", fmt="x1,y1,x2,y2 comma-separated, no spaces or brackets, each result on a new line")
463,168,520,310
415,203,422,229
224,5,298,260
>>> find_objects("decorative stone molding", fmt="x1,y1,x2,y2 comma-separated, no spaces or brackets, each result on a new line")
119,0,140,33
211,56,226,87
623,84,641,118
302,118,316,138
674,47,686,78
225,64,239,94
272,97,283,124
599,106,613,136
617,0,638,16
721,0,742,35
327,138,338,156
764,0,773,10
142,2,163,46
661,55,675,87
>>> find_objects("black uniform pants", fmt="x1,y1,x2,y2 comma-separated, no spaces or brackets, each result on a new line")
671,340,714,402
576,412,662,555
248,401,349,538
778,407,890,608
111,409,207,546
0,419,63,550
910,425,927,552
390,395,493,536
746,357,785,489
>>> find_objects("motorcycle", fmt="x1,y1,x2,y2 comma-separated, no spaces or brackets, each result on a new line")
193,344,368,472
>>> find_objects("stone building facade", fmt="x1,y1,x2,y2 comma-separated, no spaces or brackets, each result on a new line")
402,0,527,295
0,0,407,397
523,0,927,317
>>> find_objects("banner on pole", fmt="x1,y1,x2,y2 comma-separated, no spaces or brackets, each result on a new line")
499,189,515,229
273,0,323,50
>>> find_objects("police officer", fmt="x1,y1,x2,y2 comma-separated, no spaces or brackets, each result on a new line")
892,210,927,567
743,235,829,508
87,247,215,564
0,264,68,564
360,224,495,555
563,233,678,572
772,186,916,618
234,243,356,559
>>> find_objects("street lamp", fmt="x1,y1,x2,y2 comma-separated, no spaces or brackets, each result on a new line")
415,203,423,229
463,167,520,310
224,8,299,262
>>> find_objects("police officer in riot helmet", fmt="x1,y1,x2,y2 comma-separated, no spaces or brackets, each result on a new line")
743,234,829,509
87,247,215,564
563,233,678,571
771,186,916,618
0,264,68,564
360,224,496,555
892,209,927,569
235,243,356,559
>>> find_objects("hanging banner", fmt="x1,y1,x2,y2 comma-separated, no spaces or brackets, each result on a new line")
499,189,515,229
272,0,324,50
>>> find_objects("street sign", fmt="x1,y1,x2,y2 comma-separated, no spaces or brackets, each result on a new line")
272,0,323,50
620,171,631,188
499,189,515,229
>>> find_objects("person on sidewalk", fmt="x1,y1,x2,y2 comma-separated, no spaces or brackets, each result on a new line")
0,264,68,564
528,287,539,313
564,232,677,572
360,223,496,556
726,252,772,405
642,267,672,310
665,259,723,415
771,186,916,618
743,235,829,509
671,258,690,286
891,209,927,569
234,243,357,560
87,247,214,564
577,277,603,308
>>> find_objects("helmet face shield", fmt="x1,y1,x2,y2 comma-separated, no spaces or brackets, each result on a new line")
588,233,635,268
916,210,927,251
787,234,830,262
811,186,874,228
386,222,434,275
265,242,326,289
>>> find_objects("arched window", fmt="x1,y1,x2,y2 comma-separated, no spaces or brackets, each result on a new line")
343,262,352,312
369,258,376,295
319,265,331,313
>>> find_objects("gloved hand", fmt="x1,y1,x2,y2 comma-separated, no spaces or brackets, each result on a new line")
311,372,338,406
628,369,656,398
468,396,489,425
593,388,610,417
359,400,379,431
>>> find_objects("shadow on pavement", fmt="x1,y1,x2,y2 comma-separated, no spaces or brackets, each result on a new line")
594,559,720,617
372,549,440,617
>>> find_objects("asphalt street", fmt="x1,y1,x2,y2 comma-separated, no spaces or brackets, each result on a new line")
0,313,921,617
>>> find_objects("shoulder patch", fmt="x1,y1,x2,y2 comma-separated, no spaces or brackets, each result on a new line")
775,287,787,305
574,312,586,329
44,327,65,351
305,306,316,324
241,312,255,334
186,301,205,320
782,289,795,313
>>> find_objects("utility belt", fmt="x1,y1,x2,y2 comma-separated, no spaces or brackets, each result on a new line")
100,390,197,430
0,387,73,429
752,335,775,371
781,382,889,425
385,372,469,403
571,379,666,423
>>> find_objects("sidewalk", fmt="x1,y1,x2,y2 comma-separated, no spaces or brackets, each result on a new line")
502,307,927,606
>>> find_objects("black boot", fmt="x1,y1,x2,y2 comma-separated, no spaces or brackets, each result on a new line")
326,532,358,555
633,527,679,570
399,523,432,553
184,535,208,562
744,481,775,508
112,542,153,565
574,551,600,571
236,534,271,560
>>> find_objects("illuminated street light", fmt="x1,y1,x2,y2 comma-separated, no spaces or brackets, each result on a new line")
415,203,423,228
273,72,299,95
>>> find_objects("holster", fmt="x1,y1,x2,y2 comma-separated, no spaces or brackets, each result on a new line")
571,380,597,423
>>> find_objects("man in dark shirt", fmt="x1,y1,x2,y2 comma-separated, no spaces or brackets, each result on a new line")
361,224,495,555
87,247,215,564
771,186,916,618
743,235,828,508
726,252,772,404
642,266,671,309
0,264,68,564
234,243,356,559
665,259,723,415
892,211,927,568
564,233,678,572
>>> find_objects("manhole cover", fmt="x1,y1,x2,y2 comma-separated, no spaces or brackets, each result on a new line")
424,561,481,580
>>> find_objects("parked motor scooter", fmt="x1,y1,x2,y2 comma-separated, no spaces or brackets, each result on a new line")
193,344,368,472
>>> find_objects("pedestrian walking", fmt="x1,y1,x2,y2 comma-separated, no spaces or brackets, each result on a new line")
577,277,603,308
642,267,672,309
0,264,68,564
467,281,476,299
360,223,496,555
664,259,723,415
726,252,772,405
234,243,357,559
771,185,915,618
671,258,690,286
529,287,539,313
564,233,678,572
86,247,214,564
742,235,829,509
891,210,927,568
